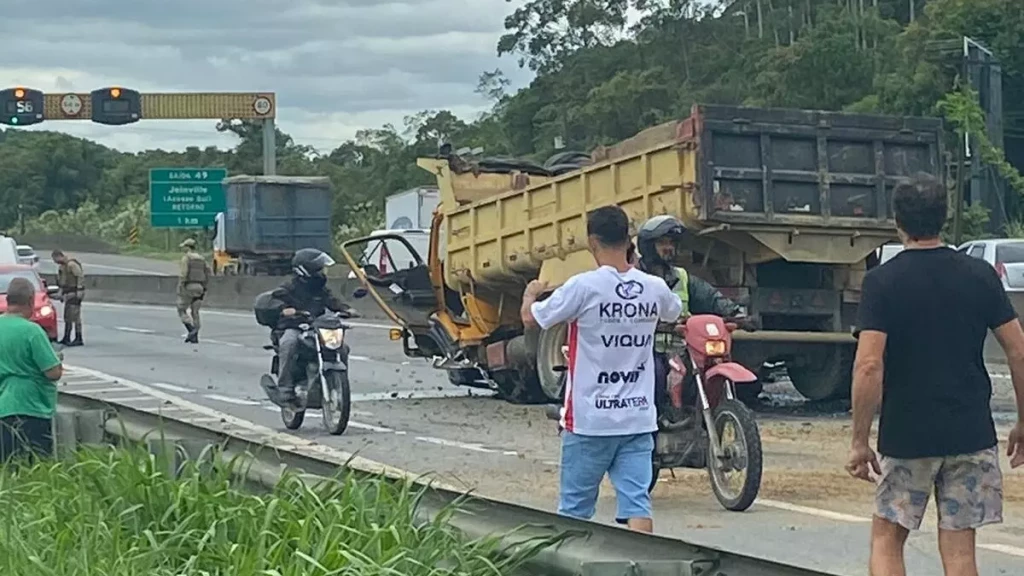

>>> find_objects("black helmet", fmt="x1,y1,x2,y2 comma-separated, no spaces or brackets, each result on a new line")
636,215,686,267
292,248,335,279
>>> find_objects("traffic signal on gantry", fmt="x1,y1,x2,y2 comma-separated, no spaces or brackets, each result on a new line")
0,87,44,126
91,86,141,125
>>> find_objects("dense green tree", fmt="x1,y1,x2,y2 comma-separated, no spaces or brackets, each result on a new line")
5,0,1024,248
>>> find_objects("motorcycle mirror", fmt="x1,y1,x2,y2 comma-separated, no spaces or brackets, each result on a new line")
352,287,369,299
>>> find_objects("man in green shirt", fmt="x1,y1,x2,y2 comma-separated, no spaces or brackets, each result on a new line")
0,278,63,462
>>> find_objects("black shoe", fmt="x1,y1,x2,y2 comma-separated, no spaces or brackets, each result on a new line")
67,337,83,347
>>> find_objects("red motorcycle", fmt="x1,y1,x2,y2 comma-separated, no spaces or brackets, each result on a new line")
654,314,763,511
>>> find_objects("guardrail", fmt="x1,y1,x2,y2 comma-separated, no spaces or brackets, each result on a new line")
53,391,839,576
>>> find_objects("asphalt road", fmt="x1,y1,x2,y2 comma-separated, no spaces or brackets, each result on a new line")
35,252,177,276
57,301,1024,575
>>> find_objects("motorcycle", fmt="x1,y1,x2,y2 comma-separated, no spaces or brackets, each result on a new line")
258,310,353,435
654,314,763,511
545,313,763,512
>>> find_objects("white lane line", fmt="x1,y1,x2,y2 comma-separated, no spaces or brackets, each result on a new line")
65,387,133,394
203,339,245,348
756,499,871,523
61,379,118,386
87,302,395,330
979,544,1024,558
203,394,261,406
113,326,156,334
101,395,161,403
351,389,496,403
149,382,197,394
350,355,371,361
415,436,498,454
353,409,374,417
349,422,395,433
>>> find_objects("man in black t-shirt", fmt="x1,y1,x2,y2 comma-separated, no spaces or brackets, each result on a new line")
847,175,1024,576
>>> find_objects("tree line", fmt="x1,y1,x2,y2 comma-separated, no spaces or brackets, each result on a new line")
3,0,1023,249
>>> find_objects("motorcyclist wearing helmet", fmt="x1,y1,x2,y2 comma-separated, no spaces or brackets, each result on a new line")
635,215,747,406
270,248,359,402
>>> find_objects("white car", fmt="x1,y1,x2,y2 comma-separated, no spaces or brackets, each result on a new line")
16,244,39,267
956,238,1024,292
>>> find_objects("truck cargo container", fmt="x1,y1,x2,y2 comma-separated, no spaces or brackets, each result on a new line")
386,186,440,230
218,175,333,275
342,104,945,403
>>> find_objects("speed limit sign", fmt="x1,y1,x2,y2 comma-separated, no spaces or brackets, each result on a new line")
253,96,272,116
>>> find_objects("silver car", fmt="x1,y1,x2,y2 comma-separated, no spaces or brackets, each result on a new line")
16,244,38,267
956,238,1024,292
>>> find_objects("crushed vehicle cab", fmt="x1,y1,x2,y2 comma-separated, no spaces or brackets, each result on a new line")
342,104,945,403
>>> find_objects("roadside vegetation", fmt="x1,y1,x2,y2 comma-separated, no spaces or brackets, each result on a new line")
0,446,557,576
1,0,1023,250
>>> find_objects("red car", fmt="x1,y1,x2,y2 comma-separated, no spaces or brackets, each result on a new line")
0,265,59,340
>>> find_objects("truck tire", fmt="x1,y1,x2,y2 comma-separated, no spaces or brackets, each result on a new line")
536,323,568,402
491,368,545,404
787,345,853,401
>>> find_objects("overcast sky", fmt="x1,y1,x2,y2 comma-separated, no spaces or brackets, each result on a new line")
0,0,531,153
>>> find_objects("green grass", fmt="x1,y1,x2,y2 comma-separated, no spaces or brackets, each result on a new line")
0,446,559,576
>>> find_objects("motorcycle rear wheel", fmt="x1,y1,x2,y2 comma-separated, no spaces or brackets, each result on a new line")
321,371,351,435
707,398,762,512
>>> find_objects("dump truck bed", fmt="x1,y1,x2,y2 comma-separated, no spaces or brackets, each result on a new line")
432,104,944,288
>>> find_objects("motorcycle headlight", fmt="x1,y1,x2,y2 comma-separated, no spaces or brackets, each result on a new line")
704,340,726,356
38,305,54,317
317,328,344,349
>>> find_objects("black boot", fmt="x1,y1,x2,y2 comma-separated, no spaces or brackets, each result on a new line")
183,322,197,343
67,326,83,347
59,326,71,346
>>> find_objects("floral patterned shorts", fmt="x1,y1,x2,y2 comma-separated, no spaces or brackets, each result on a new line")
876,447,1003,531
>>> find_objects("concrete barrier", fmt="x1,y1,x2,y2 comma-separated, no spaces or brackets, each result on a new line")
39,274,394,322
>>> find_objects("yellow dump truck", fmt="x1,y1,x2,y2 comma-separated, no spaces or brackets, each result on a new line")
342,104,945,403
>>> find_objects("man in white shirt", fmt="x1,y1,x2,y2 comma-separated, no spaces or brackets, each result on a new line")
521,205,683,533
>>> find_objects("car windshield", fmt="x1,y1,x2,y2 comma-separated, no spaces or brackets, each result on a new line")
0,271,42,293
16,248,32,256
995,242,1024,264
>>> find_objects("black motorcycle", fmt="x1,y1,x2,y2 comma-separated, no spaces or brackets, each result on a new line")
257,309,353,435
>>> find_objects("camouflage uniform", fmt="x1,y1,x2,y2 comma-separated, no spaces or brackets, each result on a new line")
177,239,211,343
57,257,85,346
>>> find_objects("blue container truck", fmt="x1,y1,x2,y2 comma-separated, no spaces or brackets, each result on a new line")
218,175,333,275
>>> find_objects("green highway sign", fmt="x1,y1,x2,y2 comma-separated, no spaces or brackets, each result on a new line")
149,167,227,228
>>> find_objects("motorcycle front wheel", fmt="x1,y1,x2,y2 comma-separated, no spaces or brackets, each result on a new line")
281,405,305,430
707,398,763,512
321,371,351,435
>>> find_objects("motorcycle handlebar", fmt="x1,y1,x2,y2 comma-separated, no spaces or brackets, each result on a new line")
656,316,760,333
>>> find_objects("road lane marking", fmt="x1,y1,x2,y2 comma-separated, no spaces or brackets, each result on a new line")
58,364,1024,561
102,396,161,403
149,382,197,394
415,436,498,454
114,326,156,334
64,387,132,394
350,422,395,433
351,389,496,402
203,394,261,406
756,499,871,523
979,543,1024,558
203,339,245,348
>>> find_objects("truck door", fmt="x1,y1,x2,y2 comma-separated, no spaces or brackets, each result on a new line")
340,233,437,328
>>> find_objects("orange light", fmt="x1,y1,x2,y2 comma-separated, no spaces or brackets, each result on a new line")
13,88,24,98
110,88,121,98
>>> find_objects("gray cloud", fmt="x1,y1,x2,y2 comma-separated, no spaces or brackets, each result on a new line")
0,0,532,151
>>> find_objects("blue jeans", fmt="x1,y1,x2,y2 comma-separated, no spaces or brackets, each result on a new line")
558,431,655,522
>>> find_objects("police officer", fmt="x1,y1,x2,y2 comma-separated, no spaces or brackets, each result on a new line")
177,238,211,344
635,216,752,405
52,249,85,346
